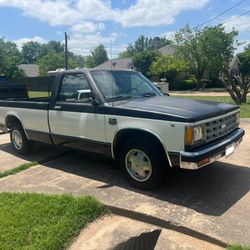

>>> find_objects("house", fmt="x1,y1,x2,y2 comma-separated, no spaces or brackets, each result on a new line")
18,64,39,77
95,44,177,70
94,58,134,70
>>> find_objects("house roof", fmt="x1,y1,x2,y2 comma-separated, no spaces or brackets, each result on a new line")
94,58,133,70
158,44,176,56
18,64,39,77
229,56,240,69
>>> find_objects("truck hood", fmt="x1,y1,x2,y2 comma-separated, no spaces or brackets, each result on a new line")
113,96,239,123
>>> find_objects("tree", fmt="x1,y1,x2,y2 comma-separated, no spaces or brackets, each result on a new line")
37,52,83,76
238,44,250,77
21,41,43,64
132,50,159,77
0,37,24,78
85,44,108,68
126,35,172,57
22,40,65,64
175,24,238,89
38,52,64,76
220,45,250,104
150,55,189,81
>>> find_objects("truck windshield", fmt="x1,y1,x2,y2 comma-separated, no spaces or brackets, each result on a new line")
90,70,162,102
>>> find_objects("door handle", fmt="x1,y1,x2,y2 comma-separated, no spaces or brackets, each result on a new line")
54,105,62,110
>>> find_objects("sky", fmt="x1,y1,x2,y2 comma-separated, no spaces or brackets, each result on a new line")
0,0,250,58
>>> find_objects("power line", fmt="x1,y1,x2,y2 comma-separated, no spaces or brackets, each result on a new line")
162,0,248,41
196,0,247,28
221,9,250,25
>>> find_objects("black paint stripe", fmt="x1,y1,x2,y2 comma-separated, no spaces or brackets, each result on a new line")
0,100,238,123
51,133,112,157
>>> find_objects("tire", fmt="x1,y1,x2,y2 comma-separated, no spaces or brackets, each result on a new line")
10,124,33,155
119,138,165,189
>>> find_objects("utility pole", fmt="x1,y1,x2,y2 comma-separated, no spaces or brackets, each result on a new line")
64,32,68,70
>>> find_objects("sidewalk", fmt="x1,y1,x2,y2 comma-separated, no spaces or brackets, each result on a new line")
70,215,223,250
0,133,68,172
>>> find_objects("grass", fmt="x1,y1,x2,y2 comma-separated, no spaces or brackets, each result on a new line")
28,91,49,98
228,245,250,250
176,95,250,118
0,193,108,250
0,162,38,179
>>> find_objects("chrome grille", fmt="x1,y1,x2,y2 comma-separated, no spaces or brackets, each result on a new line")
205,113,238,142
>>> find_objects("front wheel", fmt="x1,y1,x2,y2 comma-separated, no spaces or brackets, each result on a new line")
119,138,165,189
10,125,33,155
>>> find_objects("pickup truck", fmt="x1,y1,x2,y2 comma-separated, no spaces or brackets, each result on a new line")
0,76,28,99
0,69,245,189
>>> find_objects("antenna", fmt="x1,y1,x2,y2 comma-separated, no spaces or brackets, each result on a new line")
110,39,114,106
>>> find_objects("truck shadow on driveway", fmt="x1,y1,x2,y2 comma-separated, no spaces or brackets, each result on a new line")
42,151,250,217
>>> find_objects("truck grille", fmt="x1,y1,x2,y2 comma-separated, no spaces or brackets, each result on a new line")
205,113,238,142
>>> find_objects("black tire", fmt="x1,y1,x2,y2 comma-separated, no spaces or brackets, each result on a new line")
10,124,33,155
119,138,165,190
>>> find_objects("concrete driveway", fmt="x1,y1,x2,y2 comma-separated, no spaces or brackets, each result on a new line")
0,120,249,246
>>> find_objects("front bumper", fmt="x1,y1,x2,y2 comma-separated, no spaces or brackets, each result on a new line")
175,128,244,170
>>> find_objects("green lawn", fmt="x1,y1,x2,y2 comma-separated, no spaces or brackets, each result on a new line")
28,91,49,98
176,96,250,118
228,245,250,250
0,193,107,250
0,162,38,179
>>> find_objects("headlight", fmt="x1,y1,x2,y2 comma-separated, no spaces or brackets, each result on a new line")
193,126,203,142
185,126,204,145
236,112,240,124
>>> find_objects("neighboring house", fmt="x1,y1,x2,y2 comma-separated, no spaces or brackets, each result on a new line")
94,44,240,81
94,58,134,70
18,64,39,77
229,56,241,76
94,45,177,71
158,44,176,56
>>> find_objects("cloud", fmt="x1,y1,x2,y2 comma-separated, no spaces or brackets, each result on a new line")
14,36,48,50
0,0,210,27
114,0,210,27
160,31,176,40
223,15,250,33
68,32,122,56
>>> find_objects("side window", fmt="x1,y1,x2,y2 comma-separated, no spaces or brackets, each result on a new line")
59,74,93,103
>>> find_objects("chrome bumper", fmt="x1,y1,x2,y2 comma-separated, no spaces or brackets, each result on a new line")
179,128,244,170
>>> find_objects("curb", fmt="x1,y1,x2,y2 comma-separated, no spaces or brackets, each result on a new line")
106,205,227,249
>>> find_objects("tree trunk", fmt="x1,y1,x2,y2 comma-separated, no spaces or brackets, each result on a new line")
221,70,250,104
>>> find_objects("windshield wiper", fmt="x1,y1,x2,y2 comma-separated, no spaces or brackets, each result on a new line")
108,95,132,102
140,92,157,98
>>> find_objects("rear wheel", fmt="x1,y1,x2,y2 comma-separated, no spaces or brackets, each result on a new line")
10,124,33,155
119,138,165,189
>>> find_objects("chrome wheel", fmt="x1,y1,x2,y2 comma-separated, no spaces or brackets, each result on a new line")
12,129,23,150
125,149,152,182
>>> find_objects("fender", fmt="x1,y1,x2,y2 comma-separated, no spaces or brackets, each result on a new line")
111,127,172,167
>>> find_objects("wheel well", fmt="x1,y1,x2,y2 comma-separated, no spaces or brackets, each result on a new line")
5,115,22,130
113,129,169,165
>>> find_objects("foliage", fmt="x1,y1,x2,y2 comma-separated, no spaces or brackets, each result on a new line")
132,50,159,77
0,193,107,250
238,44,250,77
22,40,64,64
175,24,238,89
126,35,172,57
0,37,25,78
150,54,189,81
84,44,108,68
38,52,64,76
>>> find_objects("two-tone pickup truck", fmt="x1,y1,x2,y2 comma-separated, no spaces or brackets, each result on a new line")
0,69,245,189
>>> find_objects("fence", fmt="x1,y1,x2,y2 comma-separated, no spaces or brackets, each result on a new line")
11,76,55,92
